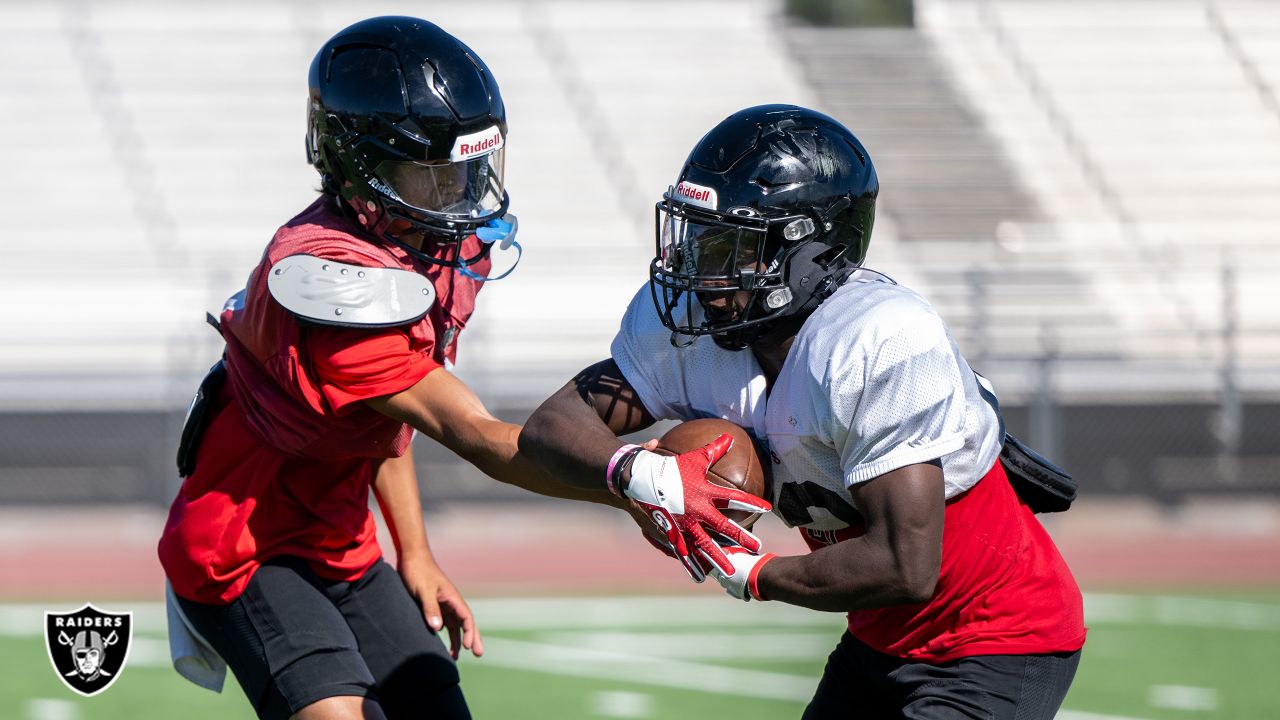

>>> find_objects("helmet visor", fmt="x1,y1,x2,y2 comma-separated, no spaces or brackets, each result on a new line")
657,206,764,286
650,199,806,346
373,147,506,220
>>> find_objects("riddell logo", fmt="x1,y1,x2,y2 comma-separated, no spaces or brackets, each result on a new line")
458,134,499,157
674,181,717,210
451,126,504,161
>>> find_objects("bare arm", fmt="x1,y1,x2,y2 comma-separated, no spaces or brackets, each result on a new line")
757,461,946,611
365,367,621,507
372,445,482,657
520,359,766,575
372,445,432,564
518,358,657,490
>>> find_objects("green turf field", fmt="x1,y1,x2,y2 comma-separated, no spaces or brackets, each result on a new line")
3,591,1277,719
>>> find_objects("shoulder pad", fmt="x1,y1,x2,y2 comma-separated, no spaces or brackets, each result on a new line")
267,254,435,328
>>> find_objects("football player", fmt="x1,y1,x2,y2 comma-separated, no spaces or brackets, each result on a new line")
519,105,1086,718
158,17,633,720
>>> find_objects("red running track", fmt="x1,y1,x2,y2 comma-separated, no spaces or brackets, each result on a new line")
3,500,1279,601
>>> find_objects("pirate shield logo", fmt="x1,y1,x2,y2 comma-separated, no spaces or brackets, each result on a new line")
45,604,132,696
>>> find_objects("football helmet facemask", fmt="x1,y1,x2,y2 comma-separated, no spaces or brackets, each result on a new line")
307,16,517,279
650,105,878,350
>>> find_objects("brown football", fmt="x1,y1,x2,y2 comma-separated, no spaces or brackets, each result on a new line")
655,417,770,527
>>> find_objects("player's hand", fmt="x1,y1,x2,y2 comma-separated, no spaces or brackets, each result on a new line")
622,434,772,581
398,557,483,659
704,544,776,601
620,494,683,560
612,440,687,561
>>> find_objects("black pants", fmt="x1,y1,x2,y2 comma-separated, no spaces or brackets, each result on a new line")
177,557,469,720
803,631,1081,719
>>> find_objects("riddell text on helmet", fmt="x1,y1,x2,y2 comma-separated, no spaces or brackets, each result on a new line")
459,135,499,156
675,180,717,210
451,126,504,161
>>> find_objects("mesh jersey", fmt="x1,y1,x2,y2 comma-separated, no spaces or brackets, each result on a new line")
611,270,1004,532
612,273,1085,661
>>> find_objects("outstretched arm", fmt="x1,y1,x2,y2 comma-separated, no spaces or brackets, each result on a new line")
521,359,771,581
365,366,621,507
518,358,657,488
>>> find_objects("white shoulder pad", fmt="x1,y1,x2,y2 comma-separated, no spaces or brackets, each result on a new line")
267,254,435,327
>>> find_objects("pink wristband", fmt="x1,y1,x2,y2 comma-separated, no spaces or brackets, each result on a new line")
606,444,641,496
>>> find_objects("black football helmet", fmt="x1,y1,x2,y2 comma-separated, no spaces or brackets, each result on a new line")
650,104,878,350
307,17,515,277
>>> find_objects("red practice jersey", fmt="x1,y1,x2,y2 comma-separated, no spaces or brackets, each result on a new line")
159,197,488,604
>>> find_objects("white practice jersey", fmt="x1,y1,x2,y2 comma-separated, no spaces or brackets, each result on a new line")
611,270,1004,532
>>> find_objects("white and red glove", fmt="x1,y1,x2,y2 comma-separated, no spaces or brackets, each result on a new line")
610,434,772,582
705,544,776,601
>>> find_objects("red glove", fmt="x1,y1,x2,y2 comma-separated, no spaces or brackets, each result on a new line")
703,544,776,601
617,434,773,581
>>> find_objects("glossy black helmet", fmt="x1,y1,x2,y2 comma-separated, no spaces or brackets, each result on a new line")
650,104,878,349
307,17,513,271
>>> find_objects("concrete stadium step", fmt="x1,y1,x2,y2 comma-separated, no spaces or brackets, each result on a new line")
786,26,1042,245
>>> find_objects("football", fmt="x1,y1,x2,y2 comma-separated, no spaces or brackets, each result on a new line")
655,418,770,527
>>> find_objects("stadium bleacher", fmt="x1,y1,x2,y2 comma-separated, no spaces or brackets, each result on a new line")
917,0,1280,392
786,26,1045,244
2,0,1278,502
0,0,817,411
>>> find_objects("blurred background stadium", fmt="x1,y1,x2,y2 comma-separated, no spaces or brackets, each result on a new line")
1,0,1278,718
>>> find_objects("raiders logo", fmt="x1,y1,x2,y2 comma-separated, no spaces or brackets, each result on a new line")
44,604,132,697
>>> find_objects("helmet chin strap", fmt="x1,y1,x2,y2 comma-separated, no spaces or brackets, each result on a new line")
340,189,521,280
380,213,521,282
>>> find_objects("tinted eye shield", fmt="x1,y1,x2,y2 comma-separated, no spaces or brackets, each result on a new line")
337,128,509,225
372,148,506,220
349,135,518,280
649,198,815,339
653,200,775,291
651,199,820,291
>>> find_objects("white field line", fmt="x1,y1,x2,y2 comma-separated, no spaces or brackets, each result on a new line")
126,637,172,668
0,596,841,636
476,636,1150,719
470,593,1280,632
471,636,818,703
469,595,844,631
1,592,1278,637
543,631,837,660
1057,712,1149,720
24,699,78,720
591,690,653,718
1147,684,1219,712
0,602,167,637
1084,593,1280,632
2,599,1156,719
